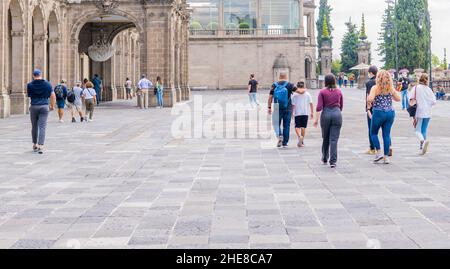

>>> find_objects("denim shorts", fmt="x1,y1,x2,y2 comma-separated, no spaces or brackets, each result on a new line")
57,100,66,109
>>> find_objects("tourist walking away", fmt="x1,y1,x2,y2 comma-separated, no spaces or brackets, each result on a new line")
365,66,378,155
268,72,299,148
156,76,164,108
137,74,152,109
338,75,344,88
92,74,102,105
313,74,343,168
349,74,355,88
83,81,97,121
54,80,68,123
27,69,55,154
367,70,401,164
408,73,437,155
82,78,89,89
399,77,410,110
248,74,260,107
343,75,348,88
291,81,314,147
125,78,133,100
67,81,85,123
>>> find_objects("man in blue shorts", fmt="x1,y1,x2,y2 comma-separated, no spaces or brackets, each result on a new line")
54,80,68,123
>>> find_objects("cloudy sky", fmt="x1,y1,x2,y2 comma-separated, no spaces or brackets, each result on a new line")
320,0,449,67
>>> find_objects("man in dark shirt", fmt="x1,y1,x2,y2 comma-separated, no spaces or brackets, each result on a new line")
248,74,259,107
92,74,102,105
365,65,377,155
268,72,298,148
399,77,410,110
55,80,68,123
27,69,55,154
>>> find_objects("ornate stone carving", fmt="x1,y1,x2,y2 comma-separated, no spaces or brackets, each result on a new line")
95,0,120,14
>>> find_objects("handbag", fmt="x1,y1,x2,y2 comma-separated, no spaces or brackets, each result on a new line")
407,86,417,117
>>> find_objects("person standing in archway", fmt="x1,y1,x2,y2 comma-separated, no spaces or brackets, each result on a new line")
92,74,102,106
27,69,56,154
125,77,133,100
137,74,153,109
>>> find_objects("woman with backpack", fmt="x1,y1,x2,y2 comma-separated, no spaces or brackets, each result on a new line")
313,74,344,168
367,70,401,164
408,73,437,155
82,81,97,122
156,76,164,108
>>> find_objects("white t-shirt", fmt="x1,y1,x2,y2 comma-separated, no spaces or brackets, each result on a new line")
125,80,132,89
409,84,437,118
291,92,313,116
83,88,97,100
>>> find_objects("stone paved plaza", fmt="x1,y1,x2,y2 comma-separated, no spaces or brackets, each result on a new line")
1,88,450,249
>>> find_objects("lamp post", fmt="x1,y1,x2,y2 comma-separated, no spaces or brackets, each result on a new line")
419,9,433,89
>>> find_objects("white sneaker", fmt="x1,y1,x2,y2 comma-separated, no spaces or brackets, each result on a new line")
373,154,384,163
59,119,64,123
422,141,430,155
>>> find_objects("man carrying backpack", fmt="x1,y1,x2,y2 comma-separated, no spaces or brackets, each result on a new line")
54,80,68,123
268,72,298,148
66,81,85,123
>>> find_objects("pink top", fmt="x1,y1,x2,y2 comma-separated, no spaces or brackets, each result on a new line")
316,88,344,112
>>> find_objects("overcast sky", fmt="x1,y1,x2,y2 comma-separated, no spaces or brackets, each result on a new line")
319,0,449,67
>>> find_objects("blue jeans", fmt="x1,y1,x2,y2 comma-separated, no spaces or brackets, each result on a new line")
272,107,292,146
156,90,164,107
367,114,375,150
371,109,395,156
401,90,408,110
95,88,101,105
248,93,259,106
415,118,431,141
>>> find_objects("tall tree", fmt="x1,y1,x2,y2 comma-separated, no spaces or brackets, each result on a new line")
316,0,333,54
340,19,359,73
359,13,368,41
378,0,396,69
378,0,431,71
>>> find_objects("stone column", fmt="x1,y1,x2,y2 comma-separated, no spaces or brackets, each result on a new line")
218,0,224,37
117,35,125,99
48,37,61,86
10,30,27,115
299,0,305,37
320,39,332,88
357,40,370,89
181,14,191,101
33,33,48,78
0,4,11,118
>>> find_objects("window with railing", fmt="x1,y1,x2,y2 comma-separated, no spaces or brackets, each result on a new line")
261,0,299,32
223,0,257,32
188,0,219,32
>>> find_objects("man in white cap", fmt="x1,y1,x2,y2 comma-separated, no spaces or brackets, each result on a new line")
137,74,153,109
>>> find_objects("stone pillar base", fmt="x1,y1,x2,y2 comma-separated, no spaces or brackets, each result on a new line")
182,86,191,101
116,86,125,100
163,87,177,107
0,94,11,118
175,87,182,102
10,93,29,115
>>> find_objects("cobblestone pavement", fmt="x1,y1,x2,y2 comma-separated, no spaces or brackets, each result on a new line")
1,88,450,249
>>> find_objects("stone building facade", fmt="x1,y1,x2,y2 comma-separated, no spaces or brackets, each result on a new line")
188,0,317,90
0,0,191,119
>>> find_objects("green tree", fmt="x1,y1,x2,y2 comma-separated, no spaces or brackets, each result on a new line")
359,14,368,40
331,59,342,74
317,0,333,54
431,54,441,68
322,15,330,40
443,48,448,69
396,0,430,71
378,0,396,69
340,20,359,73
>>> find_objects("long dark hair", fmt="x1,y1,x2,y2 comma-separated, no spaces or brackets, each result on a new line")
325,74,337,90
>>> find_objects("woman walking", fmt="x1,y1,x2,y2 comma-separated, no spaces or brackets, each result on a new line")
83,81,97,122
409,73,437,155
156,76,164,108
313,74,344,168
367,70,401,164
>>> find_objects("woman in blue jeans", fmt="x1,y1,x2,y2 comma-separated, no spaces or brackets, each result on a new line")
156,76,164,108
367,70,401,164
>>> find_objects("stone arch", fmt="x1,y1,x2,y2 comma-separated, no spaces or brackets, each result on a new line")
47,11,60,85
70,9,145,42
32,5,47,78
304,55,313,79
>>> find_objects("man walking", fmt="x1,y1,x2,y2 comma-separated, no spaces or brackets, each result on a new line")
27,69,55,154
67,81,85,123
268,72,298,148
399,76,410,110
365,66,378,155
54,80,68,123
248,74,260,108
92,74,102,105
137,74,153,109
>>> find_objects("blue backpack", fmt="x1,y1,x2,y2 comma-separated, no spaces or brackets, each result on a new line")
273,81,289,109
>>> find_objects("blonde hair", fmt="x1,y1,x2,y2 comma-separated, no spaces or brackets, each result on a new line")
375,70,394,95
85,81,94,88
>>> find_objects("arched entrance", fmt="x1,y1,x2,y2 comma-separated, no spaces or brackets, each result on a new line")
48,11,60,86
76,14,140,103
7,0,26,115
32,6,46,79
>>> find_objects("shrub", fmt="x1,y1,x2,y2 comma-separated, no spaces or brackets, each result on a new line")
239,22,250,29
189,21,202,30
206,22,218,30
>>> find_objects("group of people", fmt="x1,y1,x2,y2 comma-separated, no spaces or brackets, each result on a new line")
337,74,356,88
136,74,164,109
26,69,100,154
256,65,436,168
